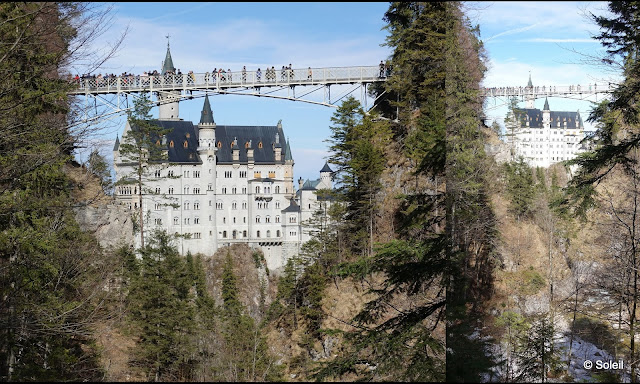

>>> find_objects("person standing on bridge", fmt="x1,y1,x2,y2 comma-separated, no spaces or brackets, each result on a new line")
281,66,286,81
242,66,247,83
308,67,312,81
228,69,232,82
256,68,262,82
379,60,385,78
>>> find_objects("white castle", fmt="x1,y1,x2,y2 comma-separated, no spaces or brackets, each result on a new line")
113,43,333,270
505,75,587,168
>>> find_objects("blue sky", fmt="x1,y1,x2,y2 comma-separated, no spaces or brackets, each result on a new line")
76,2,621,182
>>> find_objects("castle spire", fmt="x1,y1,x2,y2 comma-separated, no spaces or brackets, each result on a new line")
199,94,214,125
543,97,550,111
161,34,175,75
527,72,533,87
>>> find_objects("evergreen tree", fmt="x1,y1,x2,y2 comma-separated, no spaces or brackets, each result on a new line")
126,230,197,381
0,3,117,381
504,157,536,219
216,251,281,381
116,93,171,249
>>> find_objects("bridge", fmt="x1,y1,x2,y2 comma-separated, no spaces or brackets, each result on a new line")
68,66,388,127
481,82,618,112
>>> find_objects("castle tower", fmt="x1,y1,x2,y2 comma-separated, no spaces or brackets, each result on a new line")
197,95,218,252
542,97,550,127
284,136,295,199
319,162,333,189
526,73,535,109
158,38,180,120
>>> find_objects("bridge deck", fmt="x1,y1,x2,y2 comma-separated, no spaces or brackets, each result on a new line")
69,66,387,95
481,83,616,98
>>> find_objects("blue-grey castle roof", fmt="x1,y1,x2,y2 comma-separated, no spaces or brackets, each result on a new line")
320,162,333,173
130,119,291,165
282,198,301,213
515,101,583,130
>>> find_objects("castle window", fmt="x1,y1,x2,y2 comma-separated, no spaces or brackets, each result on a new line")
257,230,261,238
223,231,227,238
174,217,179,225
186,133,190,138
277,230,280,237
275,186,280,194
194,217,199,224
193,187,200,194
169,140,174,148
243,230,247,238
156,140,161,146
194,171,200,178
256,216,261,223
258,141,263,149
217,141,222,148
267,230,271,238
154,218,162,225
275,215,280,223
183,141,188,148
266,215,271,223
194,201,200,210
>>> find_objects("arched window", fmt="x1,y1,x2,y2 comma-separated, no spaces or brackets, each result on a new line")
258,141,263,148
256,230,261,238
183,140,188,148
267,230,271,238
217,141,222,148
169,140,174,148
276,230,281,237
223,230,227,238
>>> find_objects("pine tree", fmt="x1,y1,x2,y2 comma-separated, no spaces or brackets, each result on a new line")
116,93,171,249
126,230,197,381
0,3,117,381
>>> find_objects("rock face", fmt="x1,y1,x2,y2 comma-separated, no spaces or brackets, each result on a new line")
485,141,512,164
74,203,134,251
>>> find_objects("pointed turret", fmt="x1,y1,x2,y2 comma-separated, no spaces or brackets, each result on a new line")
199,94,215,125
543,97,550,111
526,73,535,109
113,135,120,151
161,38,175,75
285,136,293,161
197,95,216,154
320,161,333,189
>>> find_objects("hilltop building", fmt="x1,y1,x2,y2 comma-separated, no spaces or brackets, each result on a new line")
113,43,333,270
505,76,587,168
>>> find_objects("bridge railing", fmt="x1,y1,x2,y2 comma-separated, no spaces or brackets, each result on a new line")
481,83,617,97
69,66,386,94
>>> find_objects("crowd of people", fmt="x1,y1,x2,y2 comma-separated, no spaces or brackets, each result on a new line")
71,61,391,87
481,83,610,96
